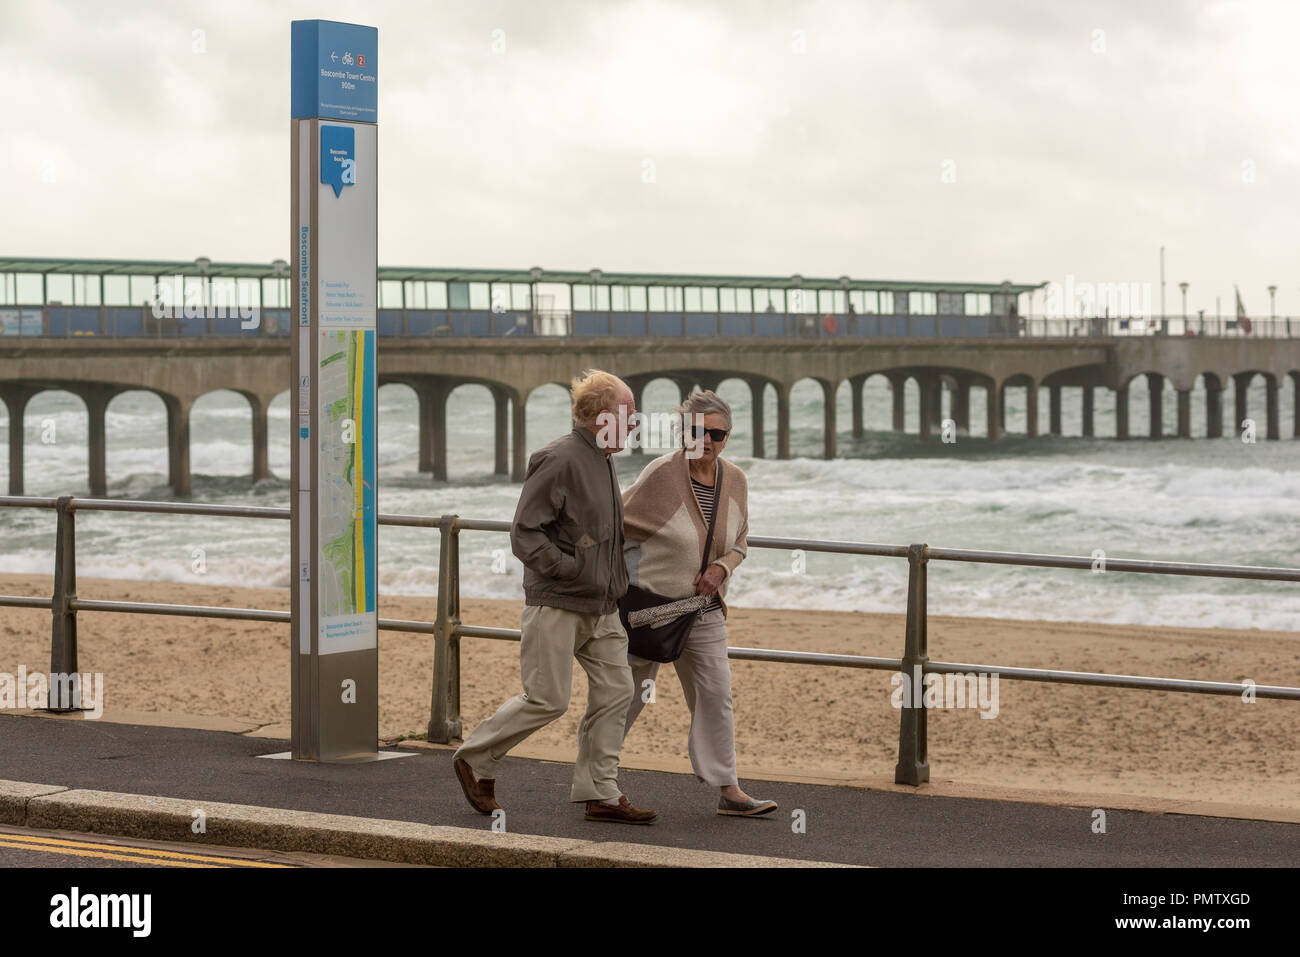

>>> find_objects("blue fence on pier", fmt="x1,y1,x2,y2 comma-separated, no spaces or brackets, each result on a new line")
3,305,1291,339
4,305,1005,339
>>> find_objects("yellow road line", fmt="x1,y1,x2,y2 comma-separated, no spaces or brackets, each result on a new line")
0,833,291,867
0,838,220,867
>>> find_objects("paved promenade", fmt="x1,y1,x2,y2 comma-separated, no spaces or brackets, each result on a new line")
3,713,1298,867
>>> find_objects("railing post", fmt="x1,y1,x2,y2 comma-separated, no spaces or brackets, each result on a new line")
428,513,463,743
894,542,930,785
49,495,81,712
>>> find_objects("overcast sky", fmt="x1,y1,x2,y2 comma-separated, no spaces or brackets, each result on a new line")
3,0,1297,316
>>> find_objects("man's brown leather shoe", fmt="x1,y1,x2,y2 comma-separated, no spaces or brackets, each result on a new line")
454,757,500,815
584,794,657,824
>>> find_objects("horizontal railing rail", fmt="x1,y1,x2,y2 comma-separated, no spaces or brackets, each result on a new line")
1,494,1298,786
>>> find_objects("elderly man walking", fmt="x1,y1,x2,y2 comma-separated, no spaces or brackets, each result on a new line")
452,369,656,824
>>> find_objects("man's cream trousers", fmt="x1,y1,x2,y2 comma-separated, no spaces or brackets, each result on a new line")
454,604,635,802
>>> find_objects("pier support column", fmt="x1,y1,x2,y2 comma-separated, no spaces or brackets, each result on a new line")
1266,377,1280,440
1115,382,1129,439
2,387,37,495
164,394,192,497
492,387,509,475
748,379,765,458
82,387,111,498
953,381,971,435
250,393,271,482
1082,386,1095,437
510,390,528,482
1048,384,1061,435
627,378,646,455
1206,380,1223,438
1025,382,1039,438
822,379,838,459
1147,374,1164,439
1234,374,1250,436
426,381,450,481
999,385,1007,433
775,382,791,459
1293,374,1300,438
417,383,434,473
1176,388,1191,438
850,376,864,438
918,375,938,443
889,374,906,432
986,383,1002,441
696,372,722,394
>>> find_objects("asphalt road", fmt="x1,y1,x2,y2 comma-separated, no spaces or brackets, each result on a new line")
2,714,1297,866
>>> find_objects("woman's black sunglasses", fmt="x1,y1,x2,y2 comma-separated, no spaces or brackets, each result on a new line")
689,426,730,441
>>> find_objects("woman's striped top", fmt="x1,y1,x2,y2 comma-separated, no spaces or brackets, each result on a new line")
690,475,721,613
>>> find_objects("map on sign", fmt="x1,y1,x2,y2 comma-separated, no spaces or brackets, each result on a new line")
317,328,376,648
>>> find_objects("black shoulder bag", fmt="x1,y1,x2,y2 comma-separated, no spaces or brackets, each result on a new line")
617,465,722,663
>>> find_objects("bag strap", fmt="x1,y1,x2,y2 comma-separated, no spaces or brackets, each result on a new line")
698,462,723,577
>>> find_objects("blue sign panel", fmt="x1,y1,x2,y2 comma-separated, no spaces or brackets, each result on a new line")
320,125,356,197
291,19,378,122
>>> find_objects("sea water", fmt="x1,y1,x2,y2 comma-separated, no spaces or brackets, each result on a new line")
1,376,1297,631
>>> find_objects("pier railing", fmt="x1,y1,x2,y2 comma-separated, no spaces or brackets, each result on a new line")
2,493,1299,785
3,303,1297,340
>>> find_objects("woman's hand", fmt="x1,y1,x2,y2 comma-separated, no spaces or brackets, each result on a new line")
694,564,726,596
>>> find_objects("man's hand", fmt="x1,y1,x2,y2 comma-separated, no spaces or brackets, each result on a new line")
693,564,726,596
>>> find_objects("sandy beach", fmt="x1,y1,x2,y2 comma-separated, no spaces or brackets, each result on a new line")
1,571,1297,812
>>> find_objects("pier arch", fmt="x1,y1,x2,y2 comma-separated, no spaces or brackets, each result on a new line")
1290,371,1300,439
1227,369,1282,441
189,388,277,486
0,383,202,497
783,375,842,459
1115,371,1171,440
998,373,1039,437
1192,372,1225,439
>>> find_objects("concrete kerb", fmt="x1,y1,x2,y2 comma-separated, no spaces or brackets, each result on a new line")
0,780,69,826
0,781,856,868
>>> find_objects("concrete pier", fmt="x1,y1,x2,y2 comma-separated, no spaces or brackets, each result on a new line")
2,336,1298,492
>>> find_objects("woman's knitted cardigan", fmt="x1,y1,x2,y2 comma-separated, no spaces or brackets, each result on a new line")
621,449,749,616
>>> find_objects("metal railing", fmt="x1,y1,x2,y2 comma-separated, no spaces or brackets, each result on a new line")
1018,315,1299,339
2,493,1299,786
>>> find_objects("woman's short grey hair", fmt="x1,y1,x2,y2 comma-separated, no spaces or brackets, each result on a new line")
676,390,732,432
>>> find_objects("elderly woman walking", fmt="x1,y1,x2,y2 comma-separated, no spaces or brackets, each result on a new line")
620,390,777,816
